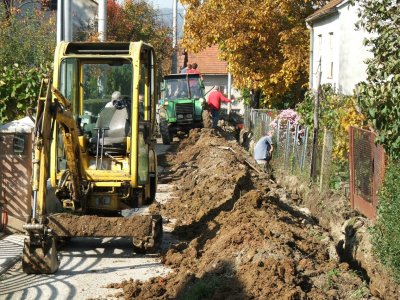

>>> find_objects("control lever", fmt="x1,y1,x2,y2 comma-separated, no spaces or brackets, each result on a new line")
105,152,123,170
100,127,109,169
94,127,109,169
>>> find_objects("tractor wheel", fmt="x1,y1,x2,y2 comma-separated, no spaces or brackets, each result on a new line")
202,109,212,128
160,118,171,145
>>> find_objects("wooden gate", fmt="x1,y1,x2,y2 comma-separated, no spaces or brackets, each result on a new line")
0,132,32,231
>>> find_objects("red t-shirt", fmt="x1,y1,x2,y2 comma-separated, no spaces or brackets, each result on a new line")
187,68,203,80
207,90,231,111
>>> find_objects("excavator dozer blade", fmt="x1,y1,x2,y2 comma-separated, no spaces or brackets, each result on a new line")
22,236,60,274
47,213,163,253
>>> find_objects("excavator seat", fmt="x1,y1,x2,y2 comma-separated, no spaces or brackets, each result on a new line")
89,106,130,155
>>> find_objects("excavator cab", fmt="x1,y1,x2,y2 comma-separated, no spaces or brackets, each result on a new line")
22,42,161,274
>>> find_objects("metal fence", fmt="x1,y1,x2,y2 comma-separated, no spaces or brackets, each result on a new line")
244,108,345,194
244,108,386,219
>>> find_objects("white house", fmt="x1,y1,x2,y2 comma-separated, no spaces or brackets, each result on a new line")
306,0,371,95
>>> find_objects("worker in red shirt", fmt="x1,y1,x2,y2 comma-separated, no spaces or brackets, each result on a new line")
207,86,234,128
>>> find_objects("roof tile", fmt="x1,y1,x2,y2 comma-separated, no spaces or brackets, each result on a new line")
306,0,344,23
179,45,228,74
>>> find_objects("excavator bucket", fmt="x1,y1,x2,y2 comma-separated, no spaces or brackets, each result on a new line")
22,236,59,274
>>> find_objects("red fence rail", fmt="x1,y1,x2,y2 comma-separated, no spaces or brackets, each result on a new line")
349,127,385,219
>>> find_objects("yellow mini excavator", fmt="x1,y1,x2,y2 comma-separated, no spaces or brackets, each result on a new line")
22,42,161,274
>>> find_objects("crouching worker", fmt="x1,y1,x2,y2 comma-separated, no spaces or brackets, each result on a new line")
254,131,274,172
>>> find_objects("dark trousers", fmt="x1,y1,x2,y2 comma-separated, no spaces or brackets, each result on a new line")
211,109,219,128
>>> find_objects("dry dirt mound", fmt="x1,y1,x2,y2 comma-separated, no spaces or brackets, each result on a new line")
112,128,373,299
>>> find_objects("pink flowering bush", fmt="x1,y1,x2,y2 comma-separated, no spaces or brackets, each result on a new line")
270,109,301,129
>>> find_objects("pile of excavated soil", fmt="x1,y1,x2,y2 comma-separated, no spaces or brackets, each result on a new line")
158,128,251,228
112,128,375,299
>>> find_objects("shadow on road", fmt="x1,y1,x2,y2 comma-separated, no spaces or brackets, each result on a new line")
0,237,168,300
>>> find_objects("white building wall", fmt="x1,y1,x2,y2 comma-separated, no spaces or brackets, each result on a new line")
337,2,370,95
310,15,340,91
309,1,370,95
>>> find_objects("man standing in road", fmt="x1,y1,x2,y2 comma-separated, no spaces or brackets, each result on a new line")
207,86,233,129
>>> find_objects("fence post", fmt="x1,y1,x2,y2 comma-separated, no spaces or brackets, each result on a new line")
311,60,322,180
284,122,291,169
293,124,299,158
319,128,333,191
276,119,281,156
349,126,355,209
300,127,309,171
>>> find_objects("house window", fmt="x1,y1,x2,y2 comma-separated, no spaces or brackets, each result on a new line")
328,32,334,79
328,62,333,79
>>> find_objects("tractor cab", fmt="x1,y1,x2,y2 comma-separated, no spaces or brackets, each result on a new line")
158,74,206,144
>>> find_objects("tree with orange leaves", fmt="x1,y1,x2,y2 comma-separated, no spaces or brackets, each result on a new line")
75,1,173,75
106,0,173,75
181,0,328,108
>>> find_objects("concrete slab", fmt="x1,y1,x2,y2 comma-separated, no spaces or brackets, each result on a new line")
0,237,171,300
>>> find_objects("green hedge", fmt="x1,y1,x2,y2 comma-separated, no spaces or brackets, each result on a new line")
371,159,400,282
0,63,51,123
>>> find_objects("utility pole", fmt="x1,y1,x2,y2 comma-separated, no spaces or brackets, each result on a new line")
172,0,178,73
56,0,72,42
310,58,322,180
98,0,107,42
64,0,72,41
56,0,63,42
227,72,232,114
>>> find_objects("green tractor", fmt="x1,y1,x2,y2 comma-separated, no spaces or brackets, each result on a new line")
158,73,211,144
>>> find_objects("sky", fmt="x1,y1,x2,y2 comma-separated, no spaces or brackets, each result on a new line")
149,0,184,10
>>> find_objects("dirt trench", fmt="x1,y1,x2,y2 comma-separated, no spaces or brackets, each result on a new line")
110,128,377,299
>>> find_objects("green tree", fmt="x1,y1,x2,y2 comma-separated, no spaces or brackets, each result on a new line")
0,3,55,69
0,3,55,123
356,0,400,159
356,0,400,282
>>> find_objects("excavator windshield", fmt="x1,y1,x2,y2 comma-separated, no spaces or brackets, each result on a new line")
59,58,133,131
57,58,134,171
